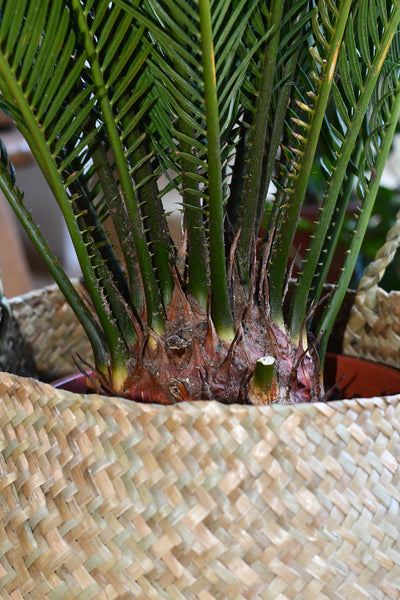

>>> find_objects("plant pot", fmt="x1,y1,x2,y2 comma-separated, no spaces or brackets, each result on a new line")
325,352,400,397
1,285,400,598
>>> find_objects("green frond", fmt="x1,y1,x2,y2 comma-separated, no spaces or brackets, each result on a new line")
0,4,130,358
0,142,109,372
70,0,170,331
1,0,400,399
292,0,400,343
114,0,269,335
265,0,353,327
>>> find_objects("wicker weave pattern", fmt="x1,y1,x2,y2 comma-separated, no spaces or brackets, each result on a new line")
0,371,400,599
343,286,400,366
344,210,400,367
0,283,92,380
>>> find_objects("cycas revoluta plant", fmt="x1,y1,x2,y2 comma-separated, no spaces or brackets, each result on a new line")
0,0,399,404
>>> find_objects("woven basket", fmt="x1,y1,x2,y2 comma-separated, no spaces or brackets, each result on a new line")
0,281,92,380
0,257,399,598
343,209,400,366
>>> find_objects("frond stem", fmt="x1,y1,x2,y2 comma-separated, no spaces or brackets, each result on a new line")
199,0,234,340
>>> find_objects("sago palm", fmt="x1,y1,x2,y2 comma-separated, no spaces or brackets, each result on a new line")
0,0,399,403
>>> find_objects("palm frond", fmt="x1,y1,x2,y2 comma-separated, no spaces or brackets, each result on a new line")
291,0,400,343
114,0,271,336
0,0,170,386
317,37,400,353
1,0,400,401
0,130,109,371
69,0,170,334
0,1,130,370
266,0,354,327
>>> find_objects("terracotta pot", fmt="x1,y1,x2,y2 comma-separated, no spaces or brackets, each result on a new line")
324,352,400,398
53,352,400,400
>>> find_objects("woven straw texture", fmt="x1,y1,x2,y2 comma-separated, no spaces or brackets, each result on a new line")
344,211,400,368
1,370,400,600
0,283,92,380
